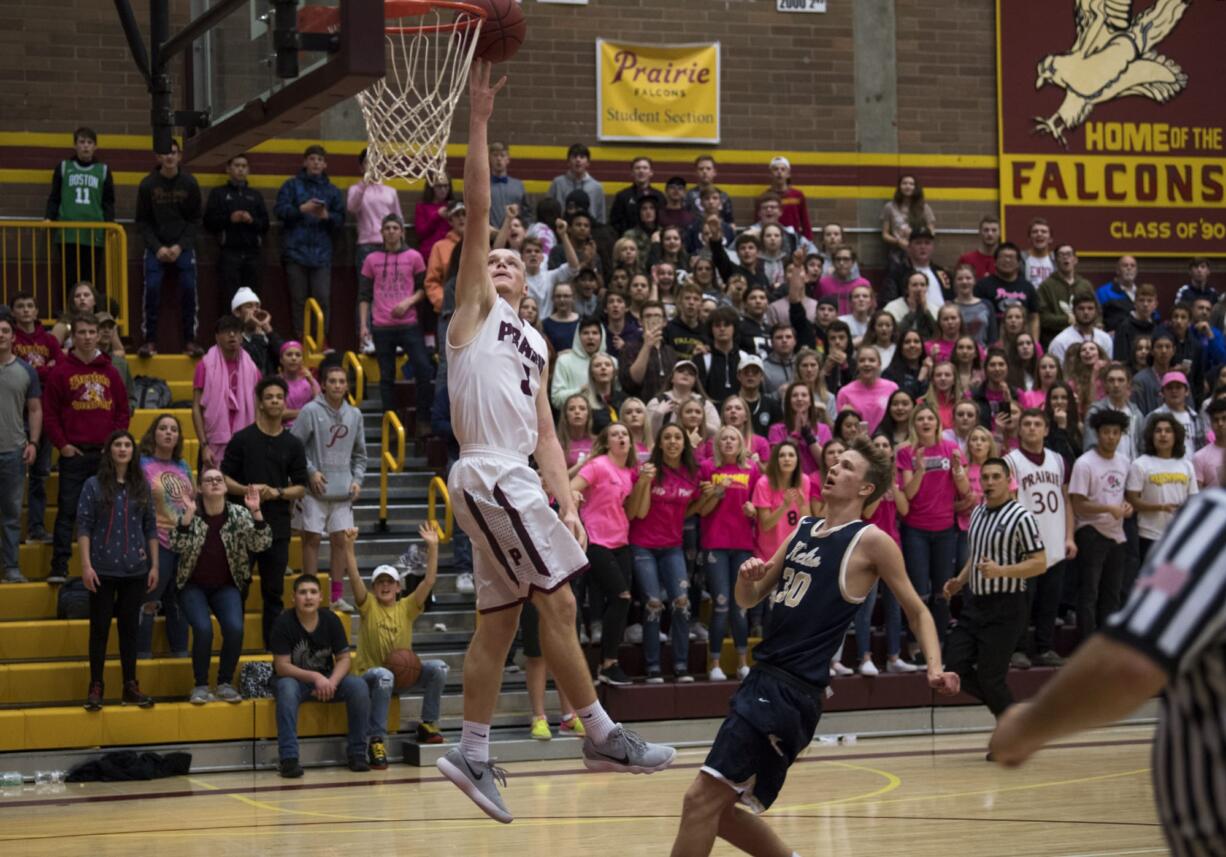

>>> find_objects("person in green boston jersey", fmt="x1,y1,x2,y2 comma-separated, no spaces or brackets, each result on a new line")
44,127,115,299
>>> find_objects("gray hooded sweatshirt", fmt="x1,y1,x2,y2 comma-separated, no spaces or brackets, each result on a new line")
290,393,368,501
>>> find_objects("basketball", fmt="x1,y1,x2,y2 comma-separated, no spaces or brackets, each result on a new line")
470,0,526,64
384,648,422,690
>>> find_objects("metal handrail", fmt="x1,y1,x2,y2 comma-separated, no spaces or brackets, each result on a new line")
427,476,454,543
0,220,129,336
378,410,405,531
341,350,365,406
303,297,325,355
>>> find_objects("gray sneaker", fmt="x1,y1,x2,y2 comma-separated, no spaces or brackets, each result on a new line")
582,725,676,774
215,683,242,703
2,568,27,583
436,747,512,824
188,686,211,705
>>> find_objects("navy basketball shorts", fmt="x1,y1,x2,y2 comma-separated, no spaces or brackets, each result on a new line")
701,669,823,813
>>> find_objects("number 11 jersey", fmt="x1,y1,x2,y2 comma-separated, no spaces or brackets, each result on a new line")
752,517,872,689
447,297,549,459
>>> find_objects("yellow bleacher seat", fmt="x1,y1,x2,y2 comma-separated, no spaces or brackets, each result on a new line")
128,408,197,441
15,536,303,581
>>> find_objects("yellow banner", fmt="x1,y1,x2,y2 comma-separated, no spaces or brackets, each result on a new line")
596,39,720,144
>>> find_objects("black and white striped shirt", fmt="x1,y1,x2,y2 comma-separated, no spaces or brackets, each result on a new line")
1104,489,1226,851
966,499,1045,595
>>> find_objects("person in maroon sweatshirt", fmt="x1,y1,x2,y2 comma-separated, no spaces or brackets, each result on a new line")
42,312,129,584
11,292,64,543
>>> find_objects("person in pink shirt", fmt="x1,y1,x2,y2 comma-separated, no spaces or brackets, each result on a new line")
347,149,403,351
694,395,770,466
1018,353,1062,411
858,433,911,675
835,344,898,434
955,424,998,588
926,304,966,365
627,424,702,683
571,424,638,686
921,362,961,430
557,394,596,476
952,334,986,393
693,426,760,681
412,175,454,261
898,403,969,655
278,341,318,429
752,441,810,563
618,397,653,462
768,381,833,475
1193,399,1226,487
818,245,870,316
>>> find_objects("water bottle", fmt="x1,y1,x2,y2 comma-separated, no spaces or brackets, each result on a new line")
0,772,23,787
34,771,64,786
839,734,858,746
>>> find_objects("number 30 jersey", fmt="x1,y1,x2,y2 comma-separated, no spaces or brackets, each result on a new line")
752,517,872,689
1005,448,1066,568
447,297,548,459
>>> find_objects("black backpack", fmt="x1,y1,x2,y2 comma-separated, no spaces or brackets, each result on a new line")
129,375,173,411
57,578,90,619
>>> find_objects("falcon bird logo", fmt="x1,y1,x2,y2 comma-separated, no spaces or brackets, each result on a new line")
1033,0,1190,147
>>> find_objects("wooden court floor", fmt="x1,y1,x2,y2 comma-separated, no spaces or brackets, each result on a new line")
0,725,1165,857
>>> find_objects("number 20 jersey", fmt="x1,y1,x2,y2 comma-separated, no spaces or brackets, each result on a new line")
447,297,548,459
752,517,872,689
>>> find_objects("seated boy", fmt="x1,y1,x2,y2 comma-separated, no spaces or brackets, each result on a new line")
344,523,450,769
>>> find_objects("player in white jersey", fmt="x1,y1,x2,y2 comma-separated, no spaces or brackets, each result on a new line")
435,61,675,826
1005,408,1076,668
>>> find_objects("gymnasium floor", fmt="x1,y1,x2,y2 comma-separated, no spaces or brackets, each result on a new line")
0,725,1163,856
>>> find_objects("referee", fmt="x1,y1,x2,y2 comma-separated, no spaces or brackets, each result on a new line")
943,457,1046,718
991,489,1226,856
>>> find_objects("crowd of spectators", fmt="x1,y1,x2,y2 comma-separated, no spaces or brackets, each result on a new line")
13,127,1226,757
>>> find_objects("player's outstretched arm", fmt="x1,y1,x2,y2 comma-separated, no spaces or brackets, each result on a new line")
452,60,507,341
872,528,960,694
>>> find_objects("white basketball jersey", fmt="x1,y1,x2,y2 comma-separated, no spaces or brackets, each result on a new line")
447,297,547,459
1006,448,1066,568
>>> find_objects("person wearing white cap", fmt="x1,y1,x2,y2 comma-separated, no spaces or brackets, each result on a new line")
231,286,282,376
766,154,812,242
341,522,449,767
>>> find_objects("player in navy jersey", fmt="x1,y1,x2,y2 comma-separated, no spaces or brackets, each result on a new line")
670,435,961,857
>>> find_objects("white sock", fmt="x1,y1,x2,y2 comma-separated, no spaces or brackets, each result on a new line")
576,701,616,743
460,720,490,764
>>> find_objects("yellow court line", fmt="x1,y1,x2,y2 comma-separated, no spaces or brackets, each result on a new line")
772,759,902,813
184,774,384,822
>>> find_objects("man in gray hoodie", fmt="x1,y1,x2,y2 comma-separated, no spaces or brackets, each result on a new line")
291,365,367,608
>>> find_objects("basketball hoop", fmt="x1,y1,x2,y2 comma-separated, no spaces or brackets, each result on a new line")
314,1,487,184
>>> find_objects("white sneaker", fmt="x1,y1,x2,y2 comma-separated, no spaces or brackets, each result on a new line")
736,665,750,680
859,660,880,677
332,597,355,613
708,666,727,681
590,623,603,645
623,623,643,644
659,631,669,642
456,573,475,594
690,623,709,642
361,335,376,355
830,661,854,677
887,657,919,674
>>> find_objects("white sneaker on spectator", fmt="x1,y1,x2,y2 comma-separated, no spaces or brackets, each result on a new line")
659,631,669,642
2,568,27,583
887,657,919,674
736,665,750,680
623,623,643,644
859,659,880,677
708,666,727,681
215,683,242,703
590,623,603,645
830,662,854,677
361,335,376,355
690,623,709,643
456,573,475,594
189,686,211,705
332,597,355,613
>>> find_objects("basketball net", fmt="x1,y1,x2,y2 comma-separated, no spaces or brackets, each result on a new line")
356,6,484,184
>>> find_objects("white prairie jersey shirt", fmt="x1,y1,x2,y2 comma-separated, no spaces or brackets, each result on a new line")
447,297,547,459
1006,448,1066,568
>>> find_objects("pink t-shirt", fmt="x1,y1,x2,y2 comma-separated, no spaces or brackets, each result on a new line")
1069,449,1130,543
897,440,963,531
347,182,403,245
361,248,427,328
1017,389,1048,411
957,462,986,531
695,433,771,467
866,471,905,546
565,436,594,468
629,466,699,549
282,374,317,428
766,423,833,474
698,460,760,551
835,378,898,434
577,455,634,548
193,357,243,435
1193,443,1226,488
751,474,811,560
818,275,870,316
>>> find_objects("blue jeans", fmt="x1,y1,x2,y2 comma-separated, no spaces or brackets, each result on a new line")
274,673,370,761
143,247,198,345
362,659,449,738
373,325,434,422
853,581,880,660
138,548,188,658
0,450,24,571
901,524,958,647
179,583,244,686
25,437,51,537
705,549,750,656
632,545,690,672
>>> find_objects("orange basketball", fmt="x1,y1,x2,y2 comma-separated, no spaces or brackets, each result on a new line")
469,0,526,64
384,648,422,689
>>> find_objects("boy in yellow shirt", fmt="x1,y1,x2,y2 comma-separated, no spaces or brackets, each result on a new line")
345,523,449,769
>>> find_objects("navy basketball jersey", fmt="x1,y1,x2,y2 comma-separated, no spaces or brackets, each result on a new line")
752,517,872,688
